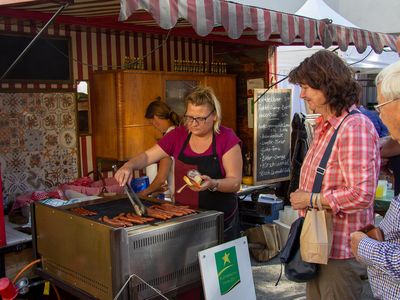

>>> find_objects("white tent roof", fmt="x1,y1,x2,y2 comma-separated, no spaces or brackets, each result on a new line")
341,47,399,72
296,0,359,28
277,45,398,74
277,0,398,74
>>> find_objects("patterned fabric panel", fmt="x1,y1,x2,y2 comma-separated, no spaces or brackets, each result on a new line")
0,92,78,208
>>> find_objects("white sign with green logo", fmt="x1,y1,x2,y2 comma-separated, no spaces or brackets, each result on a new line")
198,237,256,300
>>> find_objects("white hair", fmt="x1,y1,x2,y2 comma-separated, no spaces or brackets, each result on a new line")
375,60,400,101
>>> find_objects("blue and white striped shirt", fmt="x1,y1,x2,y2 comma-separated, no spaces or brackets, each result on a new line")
358,195,400,300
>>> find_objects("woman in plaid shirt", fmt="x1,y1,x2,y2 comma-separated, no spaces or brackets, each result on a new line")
351,59,400,300
289,50,380,299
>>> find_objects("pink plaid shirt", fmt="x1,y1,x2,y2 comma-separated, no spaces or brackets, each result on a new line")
299,106,380,259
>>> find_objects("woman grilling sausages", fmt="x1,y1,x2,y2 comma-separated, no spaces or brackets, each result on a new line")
115,86,242,241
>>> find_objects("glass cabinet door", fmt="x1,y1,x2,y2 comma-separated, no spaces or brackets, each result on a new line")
165,80,198,117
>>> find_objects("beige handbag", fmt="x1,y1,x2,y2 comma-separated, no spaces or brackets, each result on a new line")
300,198,333,265
245,224,282,262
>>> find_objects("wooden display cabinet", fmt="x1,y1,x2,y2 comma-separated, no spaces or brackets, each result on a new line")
91,70,236,161
205,74,236,131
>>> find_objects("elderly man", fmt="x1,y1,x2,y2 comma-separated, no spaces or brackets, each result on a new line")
351,59,400,300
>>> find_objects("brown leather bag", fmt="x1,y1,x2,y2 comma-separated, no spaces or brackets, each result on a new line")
360,224,384,242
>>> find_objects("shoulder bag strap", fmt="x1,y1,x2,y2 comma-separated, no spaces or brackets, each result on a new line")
312,110,359,193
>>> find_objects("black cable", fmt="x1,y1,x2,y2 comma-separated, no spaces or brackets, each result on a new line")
253,75,289,104
347,48,373,66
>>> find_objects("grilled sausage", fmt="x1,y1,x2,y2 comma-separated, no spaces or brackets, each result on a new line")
101,216,125,227
125,213,150,223
149,206,176,217
151,206,184,217
126,213,155,222
71,207,97,216
146,208,170,220
155,205,188,216
161,203,196,214
118,213,145,224
113,216,133,227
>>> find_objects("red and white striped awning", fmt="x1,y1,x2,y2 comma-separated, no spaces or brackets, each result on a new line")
0,0,397,53
119,0,398,54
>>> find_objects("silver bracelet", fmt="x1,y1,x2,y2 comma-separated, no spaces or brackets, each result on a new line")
208,179,219,192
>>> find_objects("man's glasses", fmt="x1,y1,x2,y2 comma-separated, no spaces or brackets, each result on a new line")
183,110,215,125
374,98,400,114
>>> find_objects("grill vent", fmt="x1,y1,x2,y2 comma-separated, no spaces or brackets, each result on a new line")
133,263,199,292
44,259,109,295
132,220,217,249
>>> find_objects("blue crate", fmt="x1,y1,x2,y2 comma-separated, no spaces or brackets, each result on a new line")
262,210,280,223
258,194,284,212
239,194,284,224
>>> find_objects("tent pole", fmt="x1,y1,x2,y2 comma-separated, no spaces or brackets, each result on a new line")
0,2,70,81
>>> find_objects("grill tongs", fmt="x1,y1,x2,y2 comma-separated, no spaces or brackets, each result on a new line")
124,183,147,216
112,164,147,216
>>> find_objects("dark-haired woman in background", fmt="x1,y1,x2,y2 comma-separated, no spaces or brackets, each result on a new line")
288,50,380,300
138,99,180,199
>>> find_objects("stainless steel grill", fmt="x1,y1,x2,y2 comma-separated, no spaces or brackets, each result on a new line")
32,197,223,300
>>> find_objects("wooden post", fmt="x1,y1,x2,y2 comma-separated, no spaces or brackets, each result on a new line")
0,165,6,246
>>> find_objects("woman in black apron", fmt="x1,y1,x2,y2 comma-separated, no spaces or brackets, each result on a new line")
115,86,243,241
174,132,239,241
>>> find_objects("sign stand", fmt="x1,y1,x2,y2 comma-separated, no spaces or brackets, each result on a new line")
198,237,256,300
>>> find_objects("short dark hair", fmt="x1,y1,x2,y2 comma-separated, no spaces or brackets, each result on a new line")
288,50,361,116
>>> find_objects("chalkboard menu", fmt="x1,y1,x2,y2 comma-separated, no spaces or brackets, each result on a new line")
253,89,292,184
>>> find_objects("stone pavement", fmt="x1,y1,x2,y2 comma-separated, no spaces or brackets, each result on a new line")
251,256,375,300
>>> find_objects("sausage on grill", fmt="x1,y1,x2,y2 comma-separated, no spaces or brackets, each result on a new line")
101,216,125,227
118,213,145,224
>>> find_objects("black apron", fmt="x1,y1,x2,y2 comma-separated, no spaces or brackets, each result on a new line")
174,132,239,241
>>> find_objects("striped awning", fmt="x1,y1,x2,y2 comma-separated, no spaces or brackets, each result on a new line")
1,0,398,53
120,0,398,54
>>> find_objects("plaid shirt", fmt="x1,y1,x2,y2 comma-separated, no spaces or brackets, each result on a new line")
358,195,400,300
299,106,380,259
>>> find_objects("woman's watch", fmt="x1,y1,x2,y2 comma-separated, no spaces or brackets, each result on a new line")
208,179,219,192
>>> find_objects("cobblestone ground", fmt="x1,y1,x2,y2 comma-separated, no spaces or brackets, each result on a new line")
251,256,376,300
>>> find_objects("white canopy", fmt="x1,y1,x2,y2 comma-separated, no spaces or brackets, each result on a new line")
296,0,359,28
278,0,398,74
278,45,399,74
